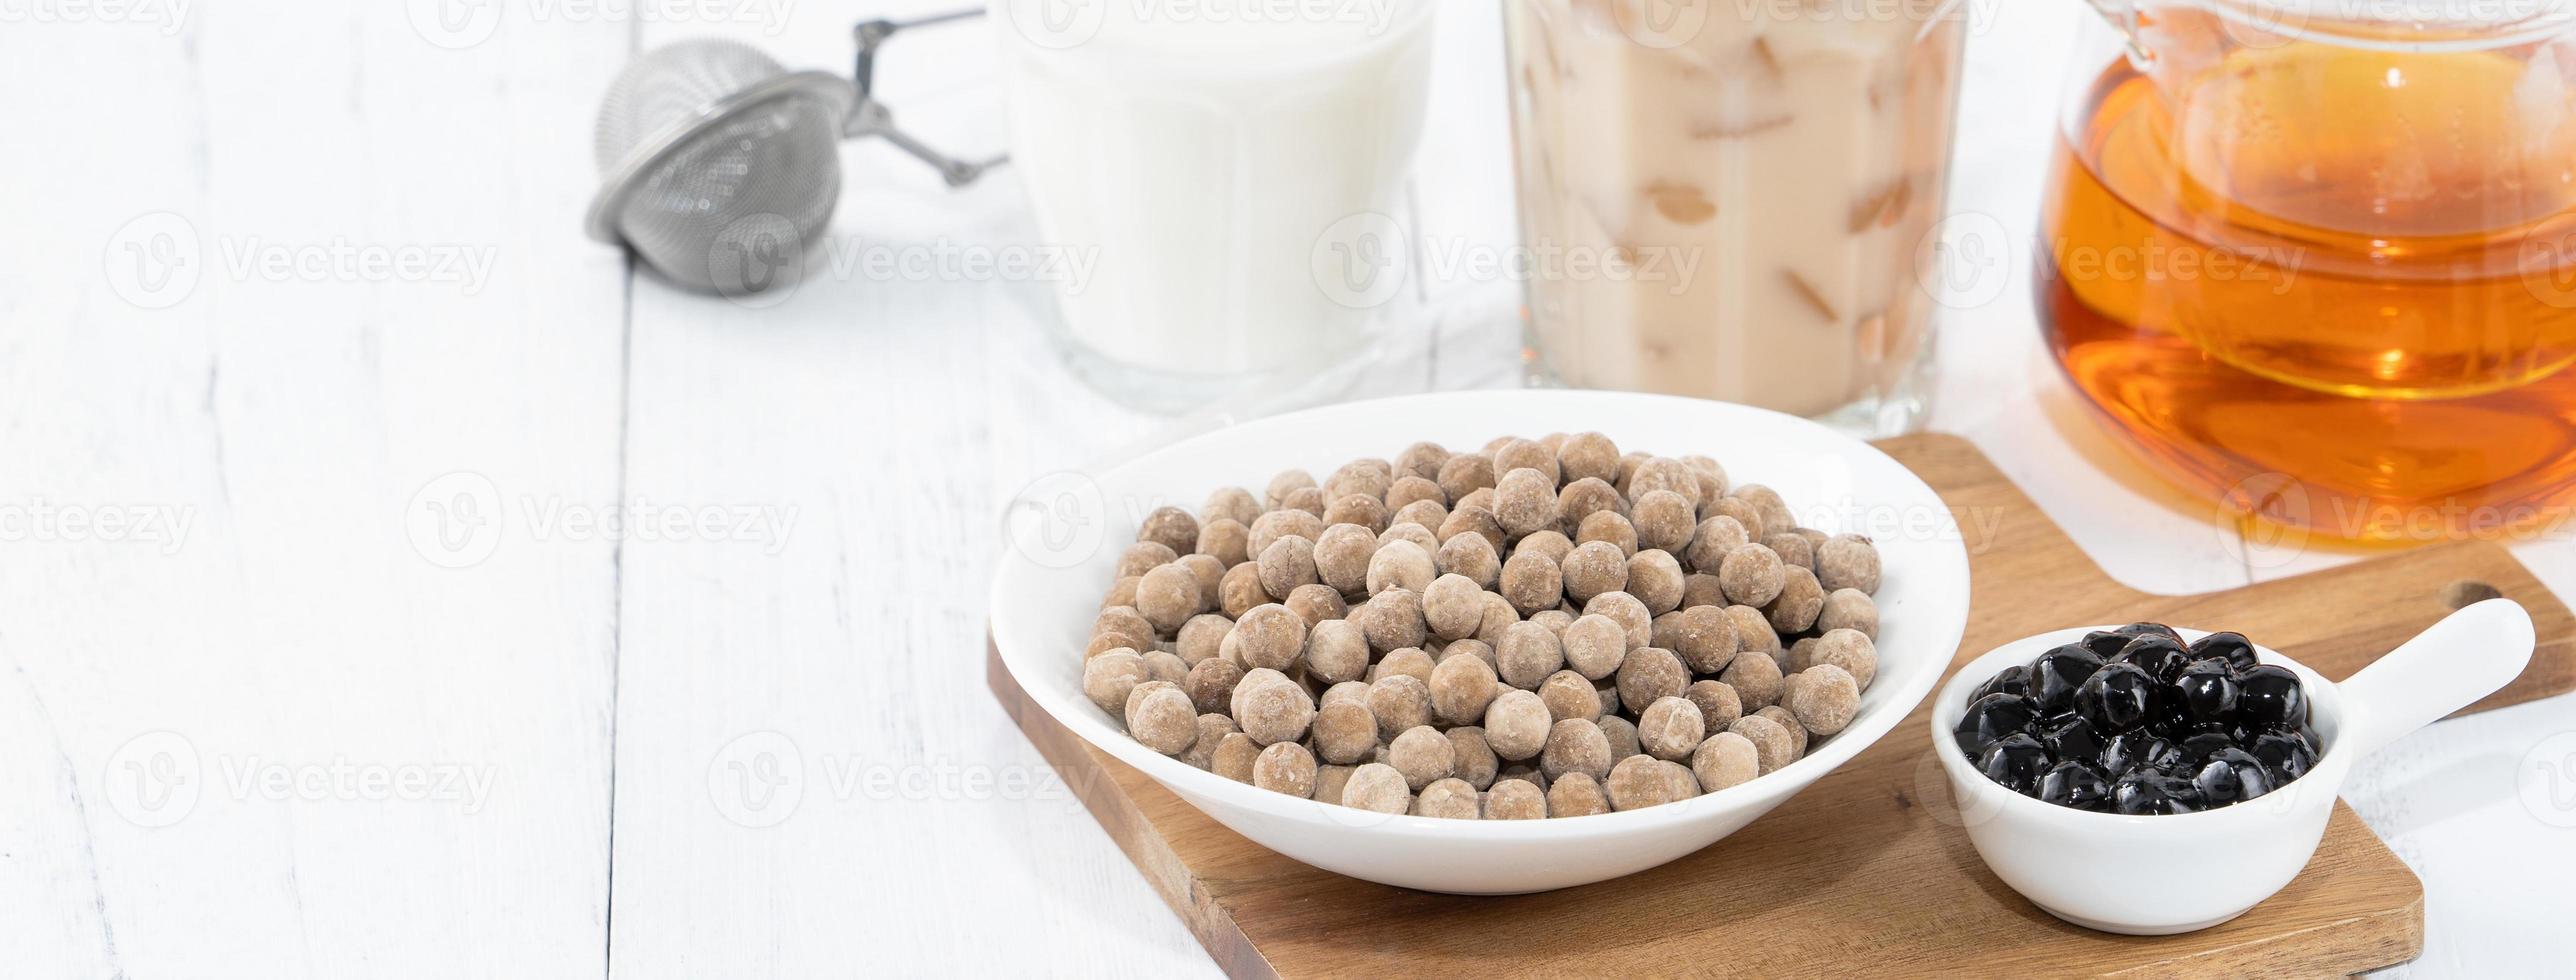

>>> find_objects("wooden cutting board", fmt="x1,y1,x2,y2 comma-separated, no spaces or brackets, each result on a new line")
985,434,2575,977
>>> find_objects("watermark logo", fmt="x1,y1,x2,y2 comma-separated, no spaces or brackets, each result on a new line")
2519,220,2576,310
709,730,805,828
407,0,503,48
1000,0,1396,49
1310,211,1410,309
709,212,807,308
408,471,504,569
1616,0,1710,48
1001,471,1107,570
1915,210,2012,309
998,0,1105,48
2519,731,2576,829
104,731,201,828
105,212,201,309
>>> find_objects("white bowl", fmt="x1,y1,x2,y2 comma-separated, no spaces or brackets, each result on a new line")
991,390,1970,894
1929,599,2535,934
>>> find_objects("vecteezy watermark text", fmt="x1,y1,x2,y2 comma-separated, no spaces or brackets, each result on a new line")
103,731,498,827
406,471,799,568
0,499,194,555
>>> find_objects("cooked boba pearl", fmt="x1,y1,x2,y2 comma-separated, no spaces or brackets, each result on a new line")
1561,613,1630,680
1254,742,1318,798
1542,717,1613,783
2235,664,2306,729
2114,634,2190,684
1953,692,2038,758
2193,746,2273,805
1217,563,1267,618
1605,754,1676,811
1354,588,1427,653
2073,661,2155,733
1814,534,1881,594
1485,778,1549,819
1311,522,1376,595
1184,657,1244,716
1806,628,1877,690
1212,732,1263,781
1561,540,1630,603
1231,604,1307,672
1764,566,1824,635
1231,669,1315,746
1625,549,1686,615
1815,588,1878,639
1421,573,1485,641
1615,646,1689,711
1127,684,1201,755
1977,732,2051,795
2191,631,2262,673
1970,664,2030,703
1683,515,1750,573
1133,567,1200,634
1366,539,1436,596
1574,510,1639,558
1497,621,1567,690
1718,544,1786,607
2026,643,2104,716
1638,696,1708,761
1312,700,1380,764
1684,679,1743,732
1447,726,1500,789
2249,731,2318,783
1583,591,1653,649
1729,713,1800,775
1557,478,1627,533
2173,660,2240,725
2039,761,2112,811
1083,651,1150,713
1388,725,1457,791
1374,647,1437,686
1499,550,1563,616
1341,763,1412,814
1761,531,1814,570
1434,532,1500,590
1483,689,1553,761
1557,432,1621,485
1429,651,1501,726
1493,467,1561,538
1692,731,1759,792
1783,664,1861,737
1717,649,1784,712
2112,770,2202,815
2100,729,2182,775
1366,673,1434,741
1542,771,1605,816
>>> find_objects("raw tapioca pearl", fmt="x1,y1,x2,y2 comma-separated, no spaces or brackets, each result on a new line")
1196,518,1251,568
1284,583,1345,627
1561,540,1630,603
1313,700,1380,765
1413,777,1482,819
1355,588,1428,653
1500,551,1564,616
1494,467,1563,538
1599,715,1642,762
1304,619,1370,686
1483,689,1553,761
1605,754,1678,811
1574,510,1640,559
1324,458,1393,503
1217,562,1267,618
1518,529,1576,565
1434,531,1500,590
1719,544,1786,607
1497,621,1567,690
1542,717,1613,783
1231,669,1315,746
1202,486,1262,528
1137,505,1200,556
1372,647,1437,687
1753,706,1808,759
1627,457,1703,509
1783,664,1860,737
1264,469,1318,511
1437,505,1507,555
1625,549,1686,615
1246,508,1323,558
1184,658,1244,716
1083,651,1150,714
1700,496,1767,543
1638,696,1708,762
1253,742,1318,798
1126,684,1202,755
1727,485,1796,537
1367,539,1438,596
1762,531,1814,570
1430,652,1501,726
1176,614,1232,665
1631,490,1698,555
1764,566,1825,635
1814,533,1881,594
1485,778,1549,819
1815,588,1878,639
1212,733,1263,782
1493,438,1561,484
1394,442,1451,483
1367,674,1435,741
1717,649,1784,712
1804,628,1877,690
1231,604,1307,672
1684,515,1750,573
1180,714,1236,770
1538,669,1603,723
1341,763,1412,814
1692,730,1759,793
1118,541,1179,581
1679,573,1727,610
1615,646,1689,711
1557,432,1622,485
1547,771,1610,817
1386,474,1447,511
1447,727,1500,789
1583,591,1653,649
1388,726,1457,791
1091,606,1157,655
1255,536,1319,602
1684,679,1743,732
1560,613,1630,680
1389,499,1448,534
1324,493,1390,534
1557,478,1628,533
1312,523,1378,596
1435,453,1497,503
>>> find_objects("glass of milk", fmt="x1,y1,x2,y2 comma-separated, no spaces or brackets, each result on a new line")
990,0,1438,407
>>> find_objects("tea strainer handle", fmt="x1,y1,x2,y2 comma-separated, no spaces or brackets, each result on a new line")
846,10,1010,188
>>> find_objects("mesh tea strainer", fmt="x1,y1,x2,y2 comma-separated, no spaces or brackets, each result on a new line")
585,12,1001,295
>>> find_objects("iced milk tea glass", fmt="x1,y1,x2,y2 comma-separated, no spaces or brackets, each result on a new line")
1505,0,1970,437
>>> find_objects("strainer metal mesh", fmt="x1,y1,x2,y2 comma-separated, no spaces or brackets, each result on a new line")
590,39,851,293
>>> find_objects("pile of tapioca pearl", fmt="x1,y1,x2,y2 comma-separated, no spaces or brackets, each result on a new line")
1081,433,1884,819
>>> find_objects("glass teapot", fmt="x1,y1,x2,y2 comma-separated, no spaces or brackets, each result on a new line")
2039,0,2576,540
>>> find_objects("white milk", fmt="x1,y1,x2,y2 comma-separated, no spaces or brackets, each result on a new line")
991,0,1436,378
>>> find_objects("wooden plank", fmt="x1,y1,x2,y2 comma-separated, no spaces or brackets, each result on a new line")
989,434,2576,978
0,8,629,977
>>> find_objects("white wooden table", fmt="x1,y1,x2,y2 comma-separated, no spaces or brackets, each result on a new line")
6,2,2570,977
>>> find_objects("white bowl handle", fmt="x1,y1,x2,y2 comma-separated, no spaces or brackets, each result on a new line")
2334,598,2535,760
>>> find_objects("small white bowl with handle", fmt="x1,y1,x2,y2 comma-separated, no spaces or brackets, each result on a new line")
1930,598,2535,935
